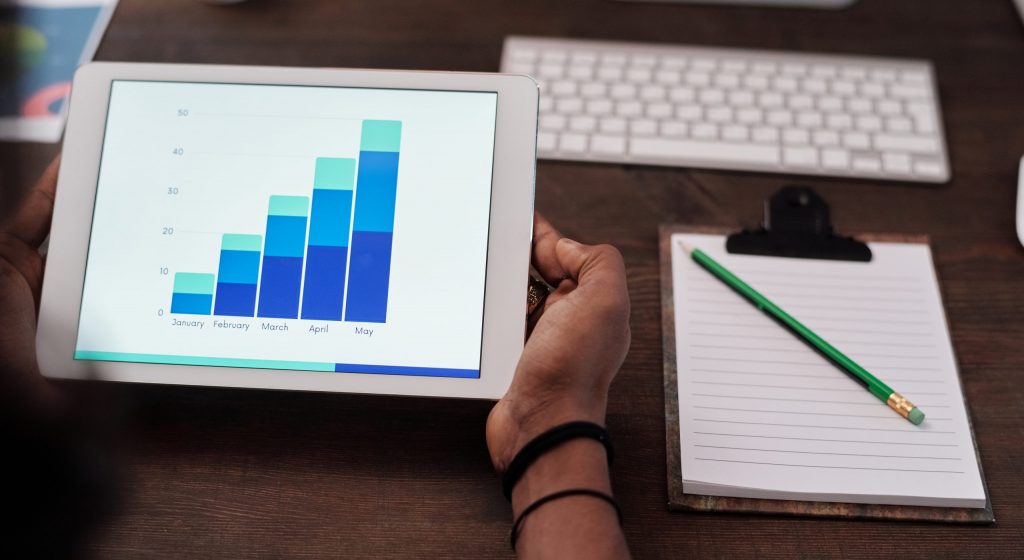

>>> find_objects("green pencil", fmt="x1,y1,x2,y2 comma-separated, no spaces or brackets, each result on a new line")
679,241,925,426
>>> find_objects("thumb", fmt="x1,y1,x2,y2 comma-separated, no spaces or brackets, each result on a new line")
554,237,596,282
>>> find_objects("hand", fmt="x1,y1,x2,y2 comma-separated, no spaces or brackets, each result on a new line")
486,213,630,472
0,157,61,414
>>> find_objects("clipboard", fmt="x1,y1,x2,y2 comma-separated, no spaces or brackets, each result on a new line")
659,187,994,523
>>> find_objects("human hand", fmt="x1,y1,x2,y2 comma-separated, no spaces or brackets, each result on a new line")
0,157,61,413
486,213,630,472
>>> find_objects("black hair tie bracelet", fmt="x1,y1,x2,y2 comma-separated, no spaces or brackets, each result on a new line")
501,421,614,501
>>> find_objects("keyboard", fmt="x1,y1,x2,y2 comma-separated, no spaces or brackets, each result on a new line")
501,36,950,183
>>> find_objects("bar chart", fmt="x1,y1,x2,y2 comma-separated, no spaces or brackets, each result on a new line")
77,80,499,379
170,120,402,324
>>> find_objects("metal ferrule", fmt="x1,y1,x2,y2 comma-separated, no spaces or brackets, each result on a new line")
887,392,916,419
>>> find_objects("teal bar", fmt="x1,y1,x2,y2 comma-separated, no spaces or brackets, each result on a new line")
314,157,356,190
221,233,262,252
173,272,215,295
73,350,336,372
268,195,310,217
360,120,402,152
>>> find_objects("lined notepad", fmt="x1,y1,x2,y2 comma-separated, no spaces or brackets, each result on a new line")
670,234,986,508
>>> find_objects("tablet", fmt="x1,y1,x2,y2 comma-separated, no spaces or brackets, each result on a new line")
37,62,538,399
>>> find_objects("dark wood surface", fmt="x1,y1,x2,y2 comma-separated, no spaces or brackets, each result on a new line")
3,0,1023,557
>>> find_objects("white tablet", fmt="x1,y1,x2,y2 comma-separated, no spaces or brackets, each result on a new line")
37,62,538,399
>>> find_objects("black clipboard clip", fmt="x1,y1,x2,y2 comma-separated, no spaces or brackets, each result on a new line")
726,186,872,262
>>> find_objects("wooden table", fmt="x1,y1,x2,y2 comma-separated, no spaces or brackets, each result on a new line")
3,0,1023,557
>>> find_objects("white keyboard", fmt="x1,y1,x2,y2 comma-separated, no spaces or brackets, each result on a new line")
501,36,950,183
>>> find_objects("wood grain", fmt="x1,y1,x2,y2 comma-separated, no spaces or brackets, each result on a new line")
1,0,1022,557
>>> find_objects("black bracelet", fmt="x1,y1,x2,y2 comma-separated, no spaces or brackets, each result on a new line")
510,488,623,551
501,421,614,501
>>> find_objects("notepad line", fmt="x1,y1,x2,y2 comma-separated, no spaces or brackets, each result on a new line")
692,458,964,474
694,444,962,461
692,393,951,408
693,405,952,420
692,432,959,447
692,418,956,434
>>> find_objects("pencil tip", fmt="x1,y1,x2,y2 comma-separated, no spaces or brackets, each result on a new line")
677,240,694,254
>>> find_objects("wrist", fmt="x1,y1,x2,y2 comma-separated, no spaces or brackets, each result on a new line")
491,394,608,473
510,438,611,516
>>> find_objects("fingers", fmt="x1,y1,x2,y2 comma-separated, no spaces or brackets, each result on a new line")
4,157,60,248
530,212,569,284
554,238,628,296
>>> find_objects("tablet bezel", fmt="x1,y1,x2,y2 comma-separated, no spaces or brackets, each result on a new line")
37,62,537,400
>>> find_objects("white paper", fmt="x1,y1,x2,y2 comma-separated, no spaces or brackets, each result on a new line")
671,233,986,508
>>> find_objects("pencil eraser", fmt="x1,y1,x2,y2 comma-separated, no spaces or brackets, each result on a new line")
908,408,925,425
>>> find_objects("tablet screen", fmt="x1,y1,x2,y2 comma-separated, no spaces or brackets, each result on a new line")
74,80,498,379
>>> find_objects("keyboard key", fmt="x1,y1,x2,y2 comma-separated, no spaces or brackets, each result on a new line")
758,92,784,108
700,89,725,104
788,94,814,110
856,115,883,132
817,96,843,112
552,81,577,96
540,114,567,131
874,133,940,154
661,121,689,137
831,80,856,95
752,126,779,143
842,132,870,149
783,128,810,145
586,99,614,115
722,59,747,73
774,77,798,92
890,83,931,98
852,156,882,172
616,101,643,117
802,78,827,94
599,117,627,134
707,107,734,123
860,82,885,98
559,133,588,152
886,116,913,133
597,66,623,81
913,159,945,177
822,148,850,169
728,91,756,106
539,95,554,112
655,69,681,85
570,115,597,133
537,132,557,151
812,129,840,147
630,137,780,164
591,135,626,155
627,67,653,82
676,104,703,121
797,111,824,128
722,124,750,141
784,146,818,166
767,110,793,126
714,73,740,88
737,108,763,124
848,98,873,114
877,100,902,115
631,118,658,136
556,98,583,114
631,53,657,67
661,56,688,69
568,65,594,80
538,63,563,79
685,71,711,86
691,58,717,71
581,82,608,98
641,85,667,101
647,102,673,118
669,86,696,102
610,83,636,99
744,75,770,90
883,153,912,173
826,113,853,130
692,123,718,139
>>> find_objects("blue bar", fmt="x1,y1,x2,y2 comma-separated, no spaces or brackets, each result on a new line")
214,282,258,317
334,362,479,378
258,199,309,319
345,231,392,323
257,256,304,318
171,293,212,315
214,249,260,316
345,124,401,323
301,245,348,320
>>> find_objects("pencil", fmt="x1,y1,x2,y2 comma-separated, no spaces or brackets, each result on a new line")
678,240,925,426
